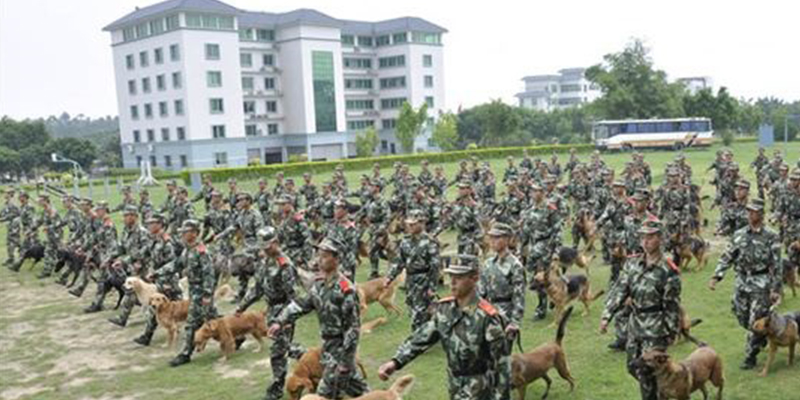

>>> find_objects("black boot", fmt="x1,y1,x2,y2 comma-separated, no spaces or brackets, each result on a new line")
36,271,51,279
83,303,102,313
740,354,757,370
607,338,626,351
235,337,246,350
133,333,152,346
8,261,21,272
533,292,548,321
169,354,191,367
108,316,128,327
68,287,84,297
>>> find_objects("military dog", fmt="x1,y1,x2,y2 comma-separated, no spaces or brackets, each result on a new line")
674,233,709,272
357,272,405,317
751,311,800,377
783,259,798,298
533,268,604,327
351,375,415,400
641,344,725,400
286,347,368,400
193,310,269,361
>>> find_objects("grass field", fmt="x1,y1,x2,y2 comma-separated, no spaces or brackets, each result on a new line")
1,141,799,400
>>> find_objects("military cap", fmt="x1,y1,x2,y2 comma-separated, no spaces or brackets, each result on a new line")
315,237,343,255
140,189,150,196
228,177,237,184
638,217,663,235
505,177,518,186
735,180,751,189
122,185,132,192
210,190,222,197
631,192,648,201
18,191,29,199
602,169,613,176
612,180,626,187
530,183,543,191
361,174,371,181
456,181,472,189
543,177,556,185
276,171,285,177
459,160,467,166
146,213,166,225
405,209,427,224
303,172,312,178
236,192,252,202
729,163,740,171
444,254,481,275
675,154,686,160
790,170,800,180
94,201,109,211
80,198,93,206
779,164,789,171
421,159,429,165
122,205,139,215
334,198,349,209
274,194,293,205
178,186,188,194
257,226,278,244
258,178,266,184
746,198,765,212
666,168,680,176
488,222,514,237
167,179,177,186
178,219,201,233
38,194,50,202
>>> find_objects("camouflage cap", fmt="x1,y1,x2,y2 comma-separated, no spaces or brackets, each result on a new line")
746,198,765,212
666,168,680,176
167,179,177,186
228,177,237,184
530,182,543,191
334,198,348,208
487,222,514,237
178,187,188,195
421,159,429,165
257,226,278,244
444,254,481,275
405,209,427,224
274,194,293,205
145,213,166,225
122,205,139,215
285,178,294,185
38,194,50,202
315,237,343,256
638,217,663,235
80,198,93,206
94,201,109,211
18,191,29,199
236,192,252,202
140,189,150,196
507,155,514,161
122,185,132,192
543,177,556,185
729,163,740,171
178,219,201,233
790,170,800,180
612,180,626,187
631,192,648,201
210,190,222,197
456,181,472,189
303,172,312,178
602,169,613,176
735,180,751,189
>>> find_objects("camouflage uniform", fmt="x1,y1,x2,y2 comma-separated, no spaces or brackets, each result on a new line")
608,207,649,349
431,173,449,198
418,166,434,189
191,183,215,212
521,194,562,318
37,203,64,278
135,224,179,346
169,197,195,235
1,198,21,267
256,188,272,226
478,246,525,328
276,263,368,398
300,182,319,208
775,173,800,263
364,193,391,278
324,216,360,283
84,211,120,311
449,193,482,256
219,204,264,302
596,186,630,284
17,201,37,264
55,203,85,284
138,197,154,220
69,206,102,296
751,150,769,199
711,202,782,367
276,208,313,271
717,197,748,237
202,201,234,281
111,210,152,326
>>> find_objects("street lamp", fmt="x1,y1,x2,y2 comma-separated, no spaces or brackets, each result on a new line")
51,153,83,195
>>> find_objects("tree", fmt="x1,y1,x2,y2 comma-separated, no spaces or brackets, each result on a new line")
431,111,458,151
473,100,523,147
355,126,379,157
585,38,684,119
47,138,97,171
395,102,428,153
0,146,21,177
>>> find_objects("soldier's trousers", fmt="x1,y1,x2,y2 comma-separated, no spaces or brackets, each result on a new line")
368,238,384,278
626,336,670,400
406,278,435,331
609,255,625,287
40,242,60,276
614,305,632,345
236,272,252,304
117,289,138,323
316,338,369,399
5,236,20,265
91,268,125,308
446,372,495,400
178,301,217,358
732,290,770,360
265,323,297,400
528,240,558,317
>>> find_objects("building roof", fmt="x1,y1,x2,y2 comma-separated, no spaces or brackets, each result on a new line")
521,75,561,82
238,9,342,29
515,90,551,98
104,0,240,31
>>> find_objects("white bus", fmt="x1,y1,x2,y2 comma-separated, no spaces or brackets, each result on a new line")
592,117,713,151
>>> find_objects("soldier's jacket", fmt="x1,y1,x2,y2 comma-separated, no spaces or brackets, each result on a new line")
138,199,154,220
364,196,390,233
717,200,748,236
323,219,360,277
388,232,440,286
566,181,594,210
313,197,336,224
169,201,195,233
603,255,682,340
180,242,216,303
451,169,471,185
478,253,526,326
277,273,361,363
219,208,264,249
351,185,372,207
623,213,646,254
299,183,318,207
160,194,176,215
191,185,215,209
656,184,691,220
390,296,507,398
418,169,434,188
114,223,151,271
89,216,118,263
38,208,64,245
431,176,448,198
776,187,800,240
521,201,561,248
495,194,525,225
548,163,562,180
1,202,21,236
594,186,613,218
597,195,629,238
449,201,481,234
713,225,783,293
768,178,788,211
256,190,271,220
409,198,441,233
203,206,234,254
564,157,580,175
18,204,36,236
112,197,137,213
277,212,312,253
79,213,100,253
147,231,176,281
272,184,286,199
227,190,239,209
764,161,786,186
239,252,298,323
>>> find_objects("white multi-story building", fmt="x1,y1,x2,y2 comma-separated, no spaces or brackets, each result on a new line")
516,68,600,112
677,76,714,95
104,0,446,170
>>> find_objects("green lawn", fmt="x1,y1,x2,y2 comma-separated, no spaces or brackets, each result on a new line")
1,141,799,400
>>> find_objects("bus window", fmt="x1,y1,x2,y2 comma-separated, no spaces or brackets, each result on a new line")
625,123,637,133
680,121,692,132
693,121,710,132
638,123,654,133
657,122,674,132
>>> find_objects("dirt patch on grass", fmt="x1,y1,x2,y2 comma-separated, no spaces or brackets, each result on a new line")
213,362,251,379
50,350,122,377
0,385,48,400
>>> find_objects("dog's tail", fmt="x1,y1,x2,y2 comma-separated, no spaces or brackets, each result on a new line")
590,289,606,301
555,306,574,346
389,375,415,396
690,318,703,328
361,317,388,334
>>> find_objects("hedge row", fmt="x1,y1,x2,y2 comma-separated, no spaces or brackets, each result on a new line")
179,143,597,184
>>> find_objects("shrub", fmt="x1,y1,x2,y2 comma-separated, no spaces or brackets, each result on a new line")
720,130,735,147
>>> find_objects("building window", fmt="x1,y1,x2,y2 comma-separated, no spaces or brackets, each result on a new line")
144,103,153,118
376,35,390,47
169,44,180,61
164,155,172,167
146,129,155,142
128,80,137,95
126,54,135,70
177,127,186,140
136,156,143,166
139,51,149,67
242,77,254,90
209,98,224,114
245,124,258,136
161,127,170,141
380,76,406,89
560,84,581,92
142,77,151,93
392,32,408,44
381,140,388,150
266,101,277,113
382,119,397,129
156,74,166,91
423,54,433,67
174,100,184,116
341,35,354,45
136,23,149,39
424,75,434,88
312,51,337,132
150,155,157,167
358,36,373,47
212,125,226,138
412,32,441,44
243,101,255,114
154,48,163,64
268,123,279,135
380,97,406,110
214,152,227,166
263,54,274,66
344,58,371,69
166,15,179,31
256,29,274,42
150,19,165,35
172,72,182,89
133,130,141,143
159,101,168,117
347,120,375,130
346,99,374,110
379,55,405,68
123,28,135,42
264,77,275,89
130,105,139,120
240,53,252,67
425,96,435,108
207,71,222,87
180,155,187,167
205,43,220,60
345,79,373,89
239,28,254,41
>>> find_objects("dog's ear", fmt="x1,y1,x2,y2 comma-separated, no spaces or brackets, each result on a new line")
655,353,670,364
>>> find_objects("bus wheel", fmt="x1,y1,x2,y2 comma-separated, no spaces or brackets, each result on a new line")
673,142,685,151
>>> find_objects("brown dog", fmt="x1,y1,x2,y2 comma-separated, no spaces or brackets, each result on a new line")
511,306,575,400
124,276,158,308
573,208,597,253
641,345,725,400
351,375,415,400
783,258,798,298
361,317,388,334
674,233,709,272
534,268,604,327
555,246,593,276
357,272,405,317
677,306,704,346
193,310,268,361
148,293,189,348
286,347,368,400
751,311,800,376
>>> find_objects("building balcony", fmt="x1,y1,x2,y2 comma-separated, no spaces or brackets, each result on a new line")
346,109,380,118
243,89,283,98
241,66,282,75
247,113,284,121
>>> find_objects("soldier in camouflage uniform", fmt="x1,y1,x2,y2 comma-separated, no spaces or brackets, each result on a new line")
273,172,286,199
134,213,180,346
363,183,390,279
35,195,64,279
323,199,360,282
227,178,240,209
169,187,195,235
56,195,84,285
1,189,21,268
68,199,100,297
275,195,313,272
548,153,562,182
716,180,750,237
378,255,509,400
138,189,154,220
494,179,525,225
169,219,219,367
656,169,691,264
10,192,37,271
564,148,580,178
767,165,789,214
521,183,562,320
601,218,682,400
83,202,120,313
714,163,740,209
502,156,518,184
111,186,137,213
596,181,630,284
108,205,152,327
751,147,769,199
545,177,568,221
370,163,386,193
708,198,782,369
255,178,272,226
237,227,304,400
431,165,448,199
269,237,369,399
776,171,800,265
300,172,319,208
386,209,441,331
418,159,434,189
160,179,178,215
201,190,233,283
448,182,482,256
216,192,264,303
191,174,215,212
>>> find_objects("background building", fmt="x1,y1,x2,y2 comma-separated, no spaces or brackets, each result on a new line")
104,0,446,170
516,67,600,112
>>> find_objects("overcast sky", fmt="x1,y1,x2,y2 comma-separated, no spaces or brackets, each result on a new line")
1,0,798,120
